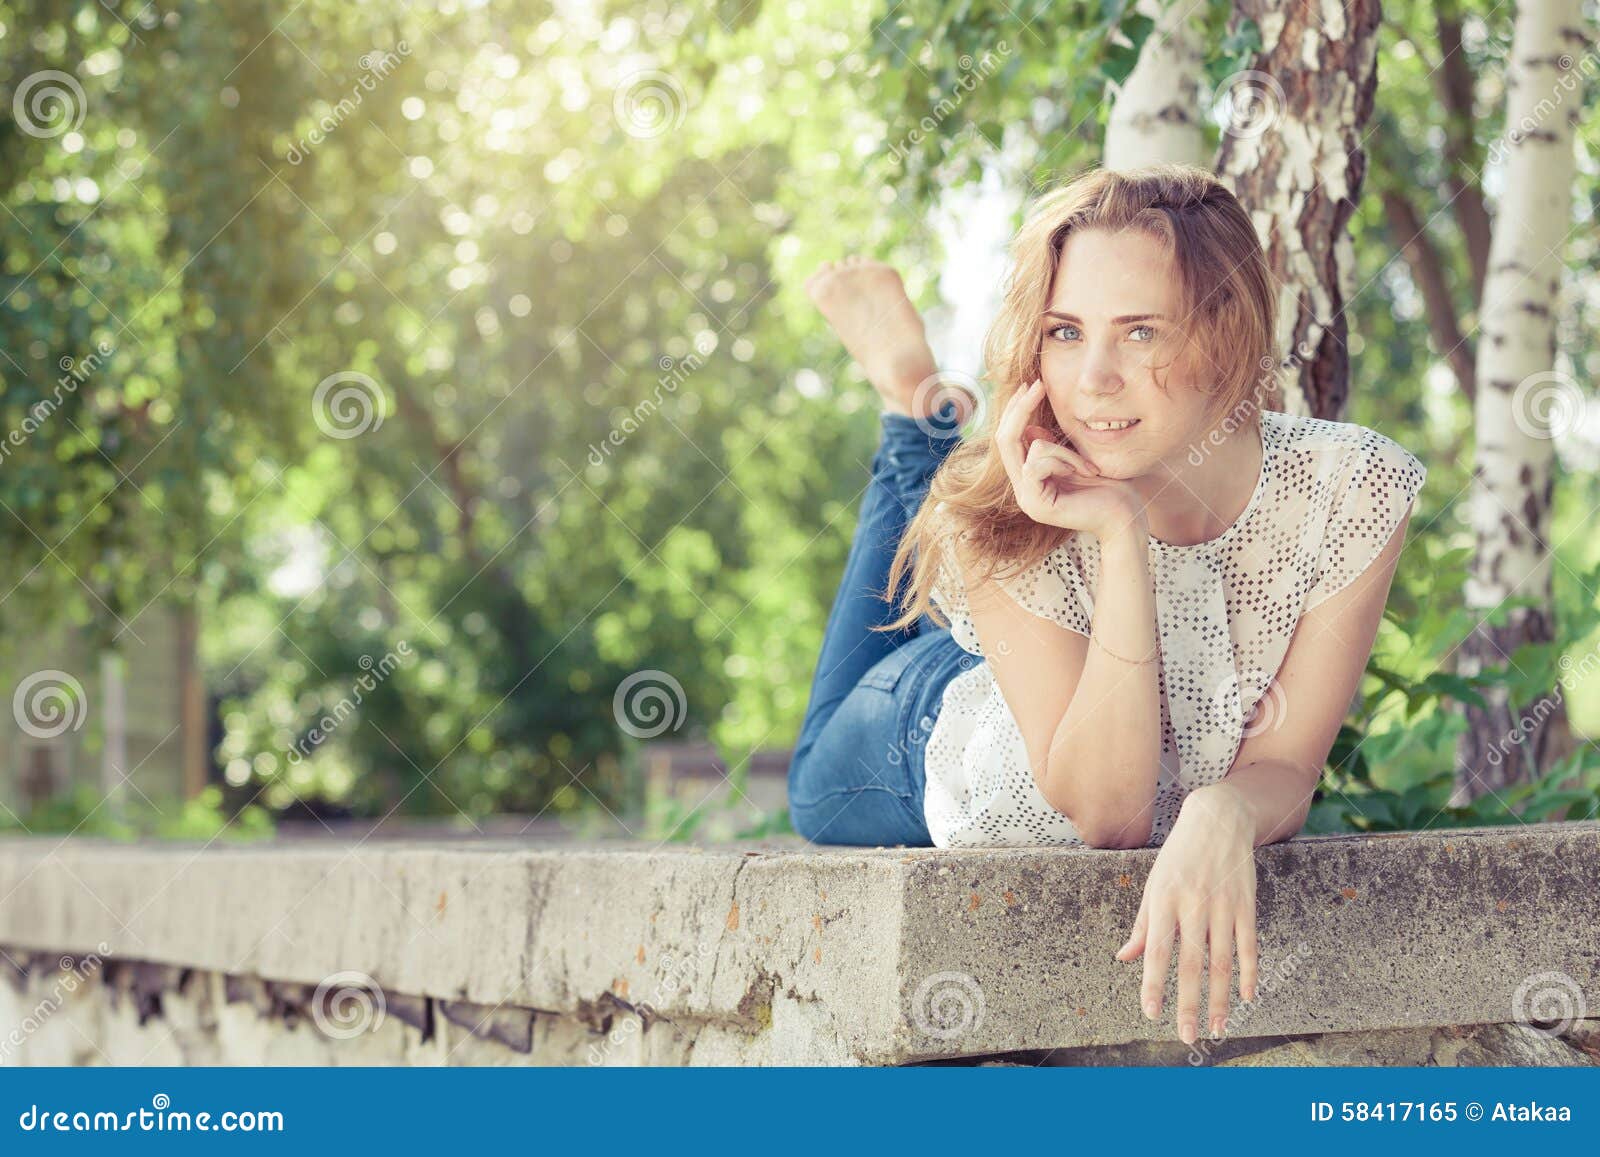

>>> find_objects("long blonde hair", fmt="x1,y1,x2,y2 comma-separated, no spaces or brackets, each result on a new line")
881,162,1278,634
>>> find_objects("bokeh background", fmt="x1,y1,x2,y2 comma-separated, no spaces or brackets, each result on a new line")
2,0,1598,843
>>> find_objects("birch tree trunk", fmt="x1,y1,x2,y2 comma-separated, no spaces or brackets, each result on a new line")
1452,1,1586,804
1212,0,1380,420
1104,0,1207,170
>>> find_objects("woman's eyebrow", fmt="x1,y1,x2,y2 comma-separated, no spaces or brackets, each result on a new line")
1042,310,1167,324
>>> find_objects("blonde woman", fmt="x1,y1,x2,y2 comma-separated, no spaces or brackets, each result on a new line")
788,163,1427,1044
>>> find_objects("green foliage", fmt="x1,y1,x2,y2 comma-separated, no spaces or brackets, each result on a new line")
2,0,1596,843
0,783,274,842
1310,551,1600,833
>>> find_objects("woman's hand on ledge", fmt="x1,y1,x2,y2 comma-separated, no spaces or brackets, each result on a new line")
1113,781,1258,1045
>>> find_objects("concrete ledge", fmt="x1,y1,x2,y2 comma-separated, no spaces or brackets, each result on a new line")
1,823,1598,1065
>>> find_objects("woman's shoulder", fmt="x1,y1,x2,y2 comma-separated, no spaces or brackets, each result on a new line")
1262,408,1426,493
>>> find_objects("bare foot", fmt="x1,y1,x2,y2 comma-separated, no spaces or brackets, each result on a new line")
804,257,973,422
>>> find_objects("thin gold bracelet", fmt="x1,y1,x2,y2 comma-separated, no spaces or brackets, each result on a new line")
1089,632,1159,666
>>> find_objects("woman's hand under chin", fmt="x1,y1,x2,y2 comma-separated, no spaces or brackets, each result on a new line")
997,379,1149,542
1112,781,1259,1044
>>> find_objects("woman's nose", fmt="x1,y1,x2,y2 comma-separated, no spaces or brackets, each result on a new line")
1079,343,1123,395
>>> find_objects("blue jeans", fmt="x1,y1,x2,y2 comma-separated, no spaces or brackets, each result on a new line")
788,405,974,846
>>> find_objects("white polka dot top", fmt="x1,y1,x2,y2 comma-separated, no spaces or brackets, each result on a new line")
923,408,1427,848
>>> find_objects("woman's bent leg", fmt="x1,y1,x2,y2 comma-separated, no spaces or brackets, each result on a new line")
790,404,962,782
788,627,971,846
788,402,966,842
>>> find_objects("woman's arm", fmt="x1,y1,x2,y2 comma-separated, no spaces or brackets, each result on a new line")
959,379,1164,847
961,517,1162,848
1118,506,1415,1044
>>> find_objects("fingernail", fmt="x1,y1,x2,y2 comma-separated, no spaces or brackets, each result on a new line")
1210,1018,1222,1039
1179,1021,1196,1045
1142,998,1157,1019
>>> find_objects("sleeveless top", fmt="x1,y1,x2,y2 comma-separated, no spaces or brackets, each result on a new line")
923,408,1427,848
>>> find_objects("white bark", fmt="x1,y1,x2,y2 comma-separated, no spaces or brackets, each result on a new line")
1454,0,1586,800
1213,0,1380,419
1104,0,1208,170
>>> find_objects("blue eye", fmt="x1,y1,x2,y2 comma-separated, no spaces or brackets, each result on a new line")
1046,323,1079,342
1130,324,1155,342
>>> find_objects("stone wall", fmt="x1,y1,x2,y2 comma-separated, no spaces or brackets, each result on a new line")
2,824,1598,1066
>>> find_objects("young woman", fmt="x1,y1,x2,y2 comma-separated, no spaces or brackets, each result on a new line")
787,163,1427,1044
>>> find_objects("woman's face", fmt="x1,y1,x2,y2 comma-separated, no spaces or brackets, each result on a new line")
1036,227,1219,478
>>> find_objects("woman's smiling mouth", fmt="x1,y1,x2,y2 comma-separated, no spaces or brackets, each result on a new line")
1080,417,1141,440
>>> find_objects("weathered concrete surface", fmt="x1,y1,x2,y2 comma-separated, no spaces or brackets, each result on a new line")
0,822,1596,1065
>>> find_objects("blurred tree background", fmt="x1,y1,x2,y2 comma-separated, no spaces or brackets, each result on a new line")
1,0,1598,839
